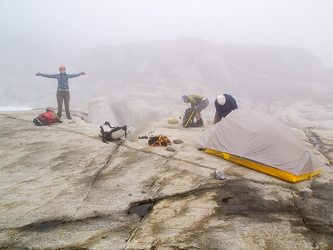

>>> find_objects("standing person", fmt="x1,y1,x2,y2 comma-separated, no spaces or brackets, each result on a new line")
182,94,209,127
36,65,85,119
214,94,238,123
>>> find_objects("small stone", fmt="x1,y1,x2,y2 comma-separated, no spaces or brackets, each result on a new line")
173,139,183,144
215,170,226,180
168,118,178,124
300,188,313,198
166,146,176,152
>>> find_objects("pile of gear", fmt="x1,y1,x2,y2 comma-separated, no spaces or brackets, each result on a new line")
98,121,127,143
33,108,62,126
138,130,172,147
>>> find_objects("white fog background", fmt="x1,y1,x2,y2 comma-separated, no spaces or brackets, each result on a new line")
0,0,332,129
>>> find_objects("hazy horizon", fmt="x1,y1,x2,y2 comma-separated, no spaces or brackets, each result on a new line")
1,0,333,68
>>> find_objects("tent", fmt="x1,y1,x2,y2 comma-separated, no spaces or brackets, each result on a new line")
193,109,324,182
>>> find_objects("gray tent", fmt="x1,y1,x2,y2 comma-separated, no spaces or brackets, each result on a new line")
194,109,324,182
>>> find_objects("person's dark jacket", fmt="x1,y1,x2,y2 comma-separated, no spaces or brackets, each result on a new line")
40,73,81,89
215,94,238,118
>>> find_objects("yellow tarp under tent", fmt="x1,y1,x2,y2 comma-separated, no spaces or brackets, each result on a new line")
193,109,324,182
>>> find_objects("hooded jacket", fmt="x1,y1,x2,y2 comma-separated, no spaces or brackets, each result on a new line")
215,94,238,118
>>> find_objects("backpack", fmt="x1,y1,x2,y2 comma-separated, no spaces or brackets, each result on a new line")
182,108,196,127
148,134,171,147
33,108,61,126
98,121,127,143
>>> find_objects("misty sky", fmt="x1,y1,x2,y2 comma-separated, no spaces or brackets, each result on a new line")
1,0,333,67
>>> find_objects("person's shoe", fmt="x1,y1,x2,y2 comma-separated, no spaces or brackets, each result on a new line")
67,116,72,120
196,118,203,127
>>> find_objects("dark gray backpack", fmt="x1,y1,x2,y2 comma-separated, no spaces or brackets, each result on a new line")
182,108,196,127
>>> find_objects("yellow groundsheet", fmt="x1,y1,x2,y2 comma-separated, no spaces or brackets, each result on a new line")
205,148,322,182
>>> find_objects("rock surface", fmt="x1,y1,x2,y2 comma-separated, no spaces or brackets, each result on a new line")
0,110,332,249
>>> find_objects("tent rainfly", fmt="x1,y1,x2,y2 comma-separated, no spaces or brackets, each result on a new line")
193,109,324,182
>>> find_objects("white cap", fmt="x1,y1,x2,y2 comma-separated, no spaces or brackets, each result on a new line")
217,95,226,105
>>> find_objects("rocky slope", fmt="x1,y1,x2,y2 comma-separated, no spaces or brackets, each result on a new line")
0,110,332,249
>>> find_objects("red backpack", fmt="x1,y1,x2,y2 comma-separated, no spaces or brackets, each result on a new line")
33,109,62,126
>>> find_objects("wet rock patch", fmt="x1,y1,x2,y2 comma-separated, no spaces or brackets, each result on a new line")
27,221,63,230
129,203,155,217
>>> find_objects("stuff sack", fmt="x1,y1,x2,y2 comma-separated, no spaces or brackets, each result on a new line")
182,108,196,127
98,121,127,143
148,134,171,147
33,109,61,126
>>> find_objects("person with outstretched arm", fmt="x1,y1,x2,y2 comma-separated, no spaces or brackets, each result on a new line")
214,94,238,123
36,65,85,119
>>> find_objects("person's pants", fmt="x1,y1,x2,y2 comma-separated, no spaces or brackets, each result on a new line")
56,90,70,118
195,98,209,112
214,111,232,123
214,112,223,124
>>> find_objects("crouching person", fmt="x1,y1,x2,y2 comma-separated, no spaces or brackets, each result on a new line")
214,94,238,123
182,94,209,127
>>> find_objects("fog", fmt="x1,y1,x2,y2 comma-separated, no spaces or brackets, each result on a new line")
2,0,333,67
1,0,333,129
